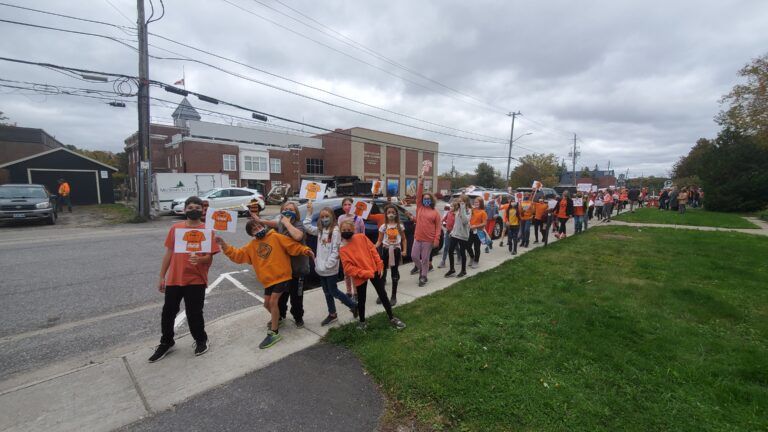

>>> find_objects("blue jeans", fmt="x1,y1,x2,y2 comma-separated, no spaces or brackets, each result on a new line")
441,235,453,264
319,275,356,315
520,220,531,245
506,225,519,252
574,215,584,234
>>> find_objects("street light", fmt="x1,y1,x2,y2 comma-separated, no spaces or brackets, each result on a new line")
506,132,533,182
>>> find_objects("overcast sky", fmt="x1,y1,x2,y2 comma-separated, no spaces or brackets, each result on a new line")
2,0,767,178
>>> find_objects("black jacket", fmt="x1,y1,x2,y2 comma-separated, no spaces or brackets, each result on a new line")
553,198,574,218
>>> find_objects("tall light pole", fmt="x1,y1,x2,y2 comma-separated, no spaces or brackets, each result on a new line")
505,111,521,184
136,0,151,220
506,132,532,183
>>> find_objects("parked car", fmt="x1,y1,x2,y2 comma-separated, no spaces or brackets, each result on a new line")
171,187,264,216
283,197,443,284
0,184,57,225
447,190,513,239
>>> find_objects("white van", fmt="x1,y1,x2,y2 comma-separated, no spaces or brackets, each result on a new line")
152,173,230,213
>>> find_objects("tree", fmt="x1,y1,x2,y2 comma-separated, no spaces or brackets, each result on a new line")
508,153,560,188
0,110,10,126
672,138,715,179
579,166,591,179
474,162,500,188
717,53,768,139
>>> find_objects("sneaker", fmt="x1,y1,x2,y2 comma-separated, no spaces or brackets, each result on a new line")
410,267,419,275
533,240,539,244
266,317,285,330
484,246,490,253
456,271,466,278
148,343,174,363
499,241,504,247
321,314,338,326
357,321,368,331
512,251,517,255
390,317,406,330
390,296,397,306
429,264,434,272
350,305,359,319
437,261,446,269
489,242,493,250
418,276,427,287
259,331,282,349
295,318,305,329
444,269,456,277
194,340,209,356
376,296,382,304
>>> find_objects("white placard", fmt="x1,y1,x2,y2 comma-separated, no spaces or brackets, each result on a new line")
515,192,523,203
174,228,213,254
531,180,542,189
591,185,598,192
547,199,557,209
422,159,432,174
350,199,372,219
100,170,108,179
371,179,382,195
577,183,592,192
206,208,238,232
573,198,583,207
299,180,327,200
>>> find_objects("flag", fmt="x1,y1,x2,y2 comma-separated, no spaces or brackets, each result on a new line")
531,180,542,189
174,78,185,86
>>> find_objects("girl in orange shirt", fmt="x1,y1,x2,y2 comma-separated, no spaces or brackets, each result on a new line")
468,198,487,268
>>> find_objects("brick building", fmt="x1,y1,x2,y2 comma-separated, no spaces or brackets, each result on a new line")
124,99,439,197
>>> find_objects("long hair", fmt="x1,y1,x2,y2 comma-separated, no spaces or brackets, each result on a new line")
318,206,337,243
383,204,404,241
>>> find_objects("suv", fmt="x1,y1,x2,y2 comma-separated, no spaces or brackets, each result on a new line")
171,187,264,215
0,184,57,225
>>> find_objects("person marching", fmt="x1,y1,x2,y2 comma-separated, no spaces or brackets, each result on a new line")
573,192,586,234
338,197,366,299
412,169,442,286
468,197,487,267
484,197,499,252
603,189,614,222
532,196,548,244
149,196,219,363
374,204,407,306
339,220,406,330
677,187,689,214
505,196,521,255
445,196,471,278
595,192,604,221
518,193,534,248
553,191,574,239
437,203,455,268
303,201,358,326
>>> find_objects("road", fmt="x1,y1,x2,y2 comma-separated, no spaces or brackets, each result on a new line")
0,214,273,388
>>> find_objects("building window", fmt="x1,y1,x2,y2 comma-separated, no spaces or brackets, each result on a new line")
270,158,281,173
243,155,268,172
306,158,324,174
230,179,238,187
272,180,281,186
223,154,237,171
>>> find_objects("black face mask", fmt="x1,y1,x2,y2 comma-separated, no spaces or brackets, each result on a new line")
341,231,353,240
186,209,203,220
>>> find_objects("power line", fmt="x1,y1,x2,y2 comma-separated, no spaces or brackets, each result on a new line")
102,0,135,25
0,18,138,52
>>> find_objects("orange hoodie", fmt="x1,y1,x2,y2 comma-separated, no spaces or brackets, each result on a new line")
339,233,384,287
223,230,310,288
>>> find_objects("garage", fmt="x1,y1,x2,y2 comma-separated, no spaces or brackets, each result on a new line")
0,148,117,204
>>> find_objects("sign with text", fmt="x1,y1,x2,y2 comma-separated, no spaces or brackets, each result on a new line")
206,208,238,232
531,180,542,189
573,198,584,207
351,199,372,219
174,228,213,254
577,183,592,192
299,180,327,200
422,159,432,174
547,199,557,209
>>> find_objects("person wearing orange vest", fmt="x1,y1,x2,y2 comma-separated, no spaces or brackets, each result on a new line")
553,191,574,239
518,194,535,248
57,178,72,213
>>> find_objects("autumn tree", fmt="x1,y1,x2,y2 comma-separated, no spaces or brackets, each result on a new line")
716,53,768,139
474,162,501,188
508,153,559,188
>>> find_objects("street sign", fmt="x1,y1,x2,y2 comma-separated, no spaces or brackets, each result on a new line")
664,180,673,188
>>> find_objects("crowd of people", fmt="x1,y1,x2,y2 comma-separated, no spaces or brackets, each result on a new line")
658,186,703,214
147,174,698,362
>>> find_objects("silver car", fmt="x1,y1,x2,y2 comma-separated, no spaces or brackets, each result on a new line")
0,184,57,225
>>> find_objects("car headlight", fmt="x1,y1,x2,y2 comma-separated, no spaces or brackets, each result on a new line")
36,201,51,209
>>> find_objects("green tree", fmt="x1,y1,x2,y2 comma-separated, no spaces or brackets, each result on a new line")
0,110,9,125
672,138,715,179
717,53,768,139
509,153,560,188
474,162,500,188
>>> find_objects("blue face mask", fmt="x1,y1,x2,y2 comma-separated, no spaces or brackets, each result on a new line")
422,198,432,207
254,228,267,239
281,210,297,220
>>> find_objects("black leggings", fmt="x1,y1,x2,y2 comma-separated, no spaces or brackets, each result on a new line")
468,231,481,262
448,236,468,272
357,274,393,323
558,218,568,235
381,247,401,298
278,276,304,321
533,219,542,242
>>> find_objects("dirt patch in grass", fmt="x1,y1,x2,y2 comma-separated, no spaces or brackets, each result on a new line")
596,233,633,240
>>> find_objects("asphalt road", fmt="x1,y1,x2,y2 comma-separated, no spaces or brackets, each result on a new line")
0,214,274,384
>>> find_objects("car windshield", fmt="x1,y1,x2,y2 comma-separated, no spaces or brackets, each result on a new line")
0,186,47,199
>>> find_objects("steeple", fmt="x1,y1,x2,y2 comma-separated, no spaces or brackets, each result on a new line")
172,97,201,127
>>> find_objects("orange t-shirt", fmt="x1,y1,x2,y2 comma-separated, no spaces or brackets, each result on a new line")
574,202,585,216
519,201,534,220
556,198,569,219
183,230,206,252
534,202,548,220
58,182,70,196
211,210,232,231
164,222,220,287
470,209,487,227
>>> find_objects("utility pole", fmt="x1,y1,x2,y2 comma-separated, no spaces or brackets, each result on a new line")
568,134,580,185
136,0,151,220
505,111,521,184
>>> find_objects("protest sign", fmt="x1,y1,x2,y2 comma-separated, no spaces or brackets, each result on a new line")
174,228,213,254
531,180,542,189
299,180,326,200
547,199,557,209
577,183,592,192
351,199,372,219
422,159,432,174
591,185,598,192
573,198,583,207
207,208,238,232
371,179,382,195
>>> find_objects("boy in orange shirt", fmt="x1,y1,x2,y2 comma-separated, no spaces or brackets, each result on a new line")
518,194,535,248
149,196,220,363
532,197,548,244
339,220,406,331
215,220,314,349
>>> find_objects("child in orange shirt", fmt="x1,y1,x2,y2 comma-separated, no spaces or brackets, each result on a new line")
149,196,220,363
339,220,406,331
215,220,314,349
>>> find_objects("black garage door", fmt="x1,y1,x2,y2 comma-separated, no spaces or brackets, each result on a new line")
29,170,100,205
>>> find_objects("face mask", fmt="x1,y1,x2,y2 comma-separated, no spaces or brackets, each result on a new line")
185,209,202,220
281,210,297,220
320,217,331,227
422,198,432,207
341,231,353,240
473,202,479,208
254,228,267,239
387,213,396,220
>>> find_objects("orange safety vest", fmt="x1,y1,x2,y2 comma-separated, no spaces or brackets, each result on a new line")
58,182,71,196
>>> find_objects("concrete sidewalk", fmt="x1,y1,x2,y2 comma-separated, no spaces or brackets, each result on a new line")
607,217,768,236
0,216,616,432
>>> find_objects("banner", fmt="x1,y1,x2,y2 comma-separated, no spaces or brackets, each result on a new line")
371,179,382,195
206,208,237,232
591,185,598,192
577,183,592,192
573,198,583,207
351,199,372,219
174,228,213,254
547,199,557,209
299,180,326,200
422,159,432,174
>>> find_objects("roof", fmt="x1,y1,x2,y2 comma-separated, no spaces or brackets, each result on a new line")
0,147,118,171
172,98,201,121
0,125,65,148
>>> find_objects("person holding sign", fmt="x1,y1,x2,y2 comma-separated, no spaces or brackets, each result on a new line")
216,220,314,349
518,194,534,248
553,191,574,239
210,209,234,231
532,197,548,244
505,196,521,255
374,205,407,306
573,192,586,234
338,197,366,299
413,165,442,286
149,196,220,363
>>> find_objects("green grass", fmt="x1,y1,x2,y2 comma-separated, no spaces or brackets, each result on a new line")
760,210,768,223
614,207,759,229
327,227,768,431
80,203,136,224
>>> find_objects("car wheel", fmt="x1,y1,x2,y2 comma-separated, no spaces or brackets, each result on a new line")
46,213,56,225
492,218,502,239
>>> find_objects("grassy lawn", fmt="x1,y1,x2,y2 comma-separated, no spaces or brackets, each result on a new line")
78,203,136,224
327,226,768,431
613,207,759,229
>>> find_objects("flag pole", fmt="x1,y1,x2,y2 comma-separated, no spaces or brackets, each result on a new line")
182,65,186,89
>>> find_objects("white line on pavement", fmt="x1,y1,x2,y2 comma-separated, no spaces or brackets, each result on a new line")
223,274,264,302
173,269,251,330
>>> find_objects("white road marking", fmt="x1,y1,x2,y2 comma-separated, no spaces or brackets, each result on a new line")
173,269,251,330
223,274,264,302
